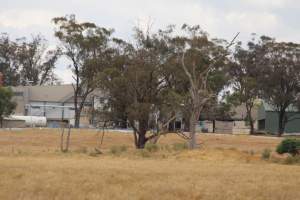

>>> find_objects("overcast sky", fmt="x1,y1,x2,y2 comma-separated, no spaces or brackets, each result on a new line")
1,0,299,83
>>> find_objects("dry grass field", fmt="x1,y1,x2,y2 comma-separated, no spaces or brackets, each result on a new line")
0,128,300,200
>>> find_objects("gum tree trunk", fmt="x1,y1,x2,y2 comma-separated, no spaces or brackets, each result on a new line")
137,119,148,149
189,112,197,149
278,110,286,137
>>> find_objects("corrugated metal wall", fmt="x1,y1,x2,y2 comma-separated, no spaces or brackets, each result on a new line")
265,111,300,134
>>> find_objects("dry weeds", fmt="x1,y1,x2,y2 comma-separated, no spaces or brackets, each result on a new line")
0,128,299,200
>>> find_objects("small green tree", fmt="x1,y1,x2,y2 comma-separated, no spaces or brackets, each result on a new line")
0,87,16,127
276,138,300,156
53,14,114,128
0,33,20,86
230,40,260,134
256,36,300,136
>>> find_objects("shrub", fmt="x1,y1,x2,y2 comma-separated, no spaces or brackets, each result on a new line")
172,143,188,151
261,149,271,160
284,155,300,165
276,138,300,156
110,145,128,155
139,149,151,158
145,143,159,152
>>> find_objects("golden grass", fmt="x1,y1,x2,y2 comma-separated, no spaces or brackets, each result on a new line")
0,128,299,200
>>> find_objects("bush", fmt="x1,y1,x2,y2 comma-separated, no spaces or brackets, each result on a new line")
110,145,128,155
139,149,151,158
261,149,271,160
172,143,188,151
145,143,159,152
276,138,300,156
284,155,300,165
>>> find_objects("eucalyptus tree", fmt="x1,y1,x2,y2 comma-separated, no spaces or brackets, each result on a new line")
101,26,178,148
53,15,113,128
0,87,16,127
256,36,300,136
16,35,60,85
98,39,133,129
0,33,59,86
0,33,20,86
173,25,237,148
230,40,260,134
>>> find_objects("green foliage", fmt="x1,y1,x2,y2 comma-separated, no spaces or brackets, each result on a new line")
0,87,16,127
53,14,114,128
0,33,20,86
0,33,60,86
17,35,60,85
261,149,271,160
257,37,300,136
276,139,300,156
144,143,159,152
172,143,188,151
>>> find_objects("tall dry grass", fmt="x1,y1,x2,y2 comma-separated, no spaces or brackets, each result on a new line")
0,128,299,200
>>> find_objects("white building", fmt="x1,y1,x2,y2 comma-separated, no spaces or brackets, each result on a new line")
11,85,104,127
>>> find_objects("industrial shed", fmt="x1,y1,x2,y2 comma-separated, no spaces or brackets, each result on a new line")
257,102,300,134
11,85,106,128
198,104,258,134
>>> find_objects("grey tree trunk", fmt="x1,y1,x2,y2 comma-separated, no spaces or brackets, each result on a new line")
189,112,197,149
60,125,71,152
137,132,147,149
74,111,80,128
137,119,148,149
249,119,254,135
278,111,286,137
246,106,255,135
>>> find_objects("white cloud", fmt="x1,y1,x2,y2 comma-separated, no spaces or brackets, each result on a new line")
131,1,220,37
242,0,290,8
54,67,73,84
225,11,279,33
1,0,299,83
0,9,60,28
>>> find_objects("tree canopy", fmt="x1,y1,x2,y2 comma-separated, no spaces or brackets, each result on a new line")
0,87,16,127
53,14,114,128
1,14,300,140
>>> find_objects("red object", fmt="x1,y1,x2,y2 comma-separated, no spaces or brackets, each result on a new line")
0,72,3,86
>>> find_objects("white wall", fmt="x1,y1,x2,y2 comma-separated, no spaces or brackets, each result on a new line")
232,121,251,135
27,102,75,120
